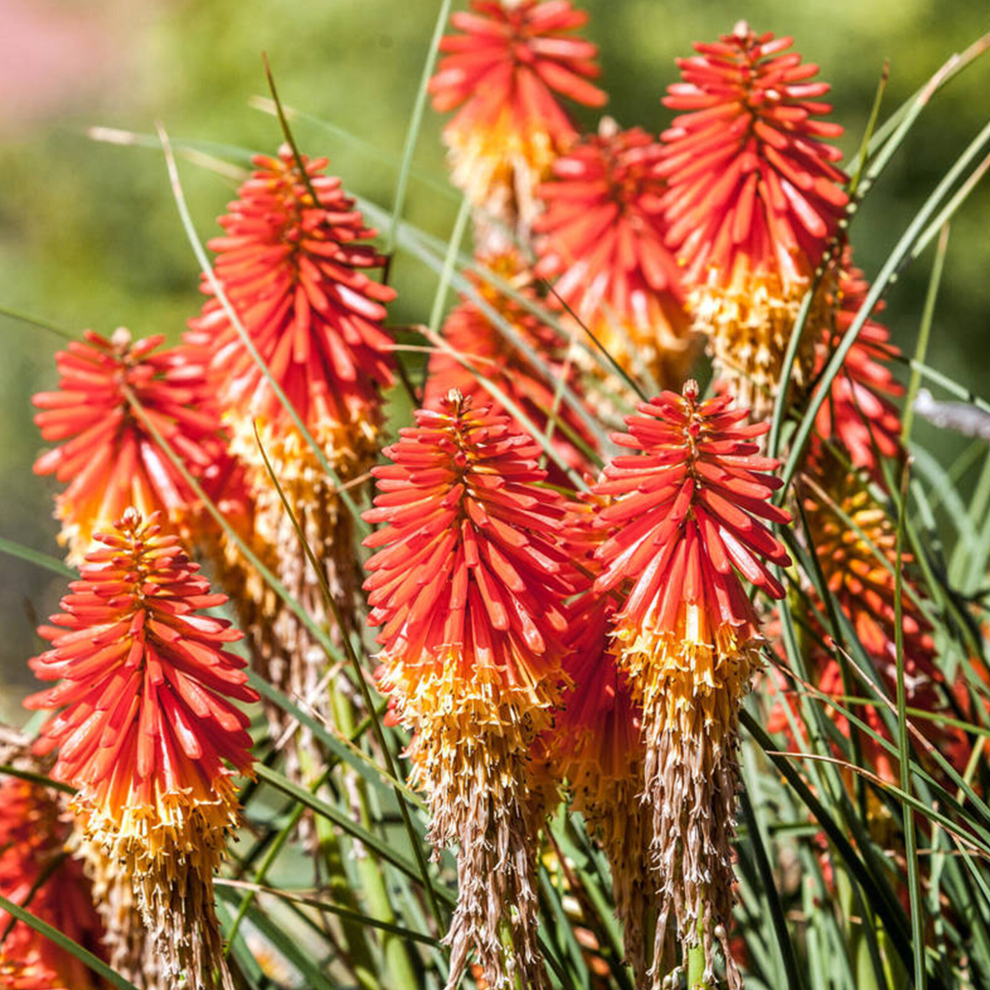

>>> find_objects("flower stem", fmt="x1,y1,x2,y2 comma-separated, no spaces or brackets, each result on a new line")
687,920,709,990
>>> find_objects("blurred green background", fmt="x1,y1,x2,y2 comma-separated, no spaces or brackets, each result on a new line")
2,0,988,718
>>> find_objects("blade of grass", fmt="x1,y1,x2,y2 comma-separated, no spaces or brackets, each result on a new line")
427,194,471,337
217,878,440,946
0,765,74,794
248,96,457,199
0,893,140,990
384,0,455,256
0,304,75,340
848,61,890,199
0,537,73,578
154,122,369,536
739,789,806,990
255,763,450,902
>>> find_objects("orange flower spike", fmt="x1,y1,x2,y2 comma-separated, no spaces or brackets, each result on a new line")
534,121,698,387
190,146,395,438
423,248,598,483
25,509,256,990
813,256,904,472
429,0,606,233
659,24,849,411
32,329,220,563
364,392,573,990
593,380,791,989
0,776,106,990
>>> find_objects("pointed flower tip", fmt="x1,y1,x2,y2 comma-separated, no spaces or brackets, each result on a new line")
429,0,606,223
595,381,791,658
31,330,221,561
190,145,395,434
532,124,697,385
660,25,848,297
27,509,256,848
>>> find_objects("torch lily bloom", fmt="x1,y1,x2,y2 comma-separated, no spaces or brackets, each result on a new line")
25,509,256,990
428,0,606,237
0,769,106,990
534,120,697,388
593,381,791,987
811,255,904,473
659,24,848,413
423,248,598,484
363,393,573,990
188,145,396,782
32,329,220,564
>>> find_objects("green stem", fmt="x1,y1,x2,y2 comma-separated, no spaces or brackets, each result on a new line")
686,925,709,990
330,683,420,989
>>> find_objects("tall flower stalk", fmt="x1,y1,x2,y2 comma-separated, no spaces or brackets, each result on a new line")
188,146,395,781
534,119,696,390
363,393,574,989
593,382,791,987
25,510,256,990
429,0,606,244
659,25,848,413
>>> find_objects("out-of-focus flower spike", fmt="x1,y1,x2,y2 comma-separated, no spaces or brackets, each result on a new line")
811,250,904,473
592,380,791,989
546,498,651,986
423,248,599,484
429,0,606,241
659,24,849,414
24,509,256,990
364,393,574,990
32,328,222,564
0,735,107,990
188,145,395,786
534,119,699,390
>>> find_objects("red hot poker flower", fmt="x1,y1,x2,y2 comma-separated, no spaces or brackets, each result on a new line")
25,509,256,990
33,329,220,563
364,393,572,990
534,120,697,387
428,0,606,232
593,381,791,988
0,775,106,990
189,147,396,788
658,24,848,411
812,256,904,472
423,248,598,484
189,145,395,442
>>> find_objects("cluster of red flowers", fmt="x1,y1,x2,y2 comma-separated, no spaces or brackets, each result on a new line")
14,5,968,990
